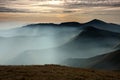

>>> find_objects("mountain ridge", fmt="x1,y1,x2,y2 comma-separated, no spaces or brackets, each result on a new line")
21,19,120,33
23,19,120,27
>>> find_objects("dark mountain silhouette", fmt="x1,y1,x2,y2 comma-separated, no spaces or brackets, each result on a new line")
22,19,120,33
23,22,82,28
86,19,107,24
80,26,120,38
83,19,120,33
59,22,82,27
23,23,58,28
61,26,120,51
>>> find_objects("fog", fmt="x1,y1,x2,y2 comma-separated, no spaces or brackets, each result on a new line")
0,26,81,64
0,24,119,65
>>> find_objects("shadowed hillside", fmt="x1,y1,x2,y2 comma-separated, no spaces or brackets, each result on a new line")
63,49,120,70
0,65,120,80
91,49,120,70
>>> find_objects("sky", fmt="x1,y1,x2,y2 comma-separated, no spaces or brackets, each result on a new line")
0,0,120,24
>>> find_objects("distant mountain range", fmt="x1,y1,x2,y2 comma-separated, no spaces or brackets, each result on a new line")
23,19,120,33
0,19,120,69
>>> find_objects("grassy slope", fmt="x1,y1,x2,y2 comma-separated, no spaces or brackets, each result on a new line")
0,65,120,80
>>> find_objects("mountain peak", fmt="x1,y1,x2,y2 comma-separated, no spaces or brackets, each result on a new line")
88,19,106,24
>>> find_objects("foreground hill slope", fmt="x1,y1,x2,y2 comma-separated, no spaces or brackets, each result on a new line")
0,65,120,80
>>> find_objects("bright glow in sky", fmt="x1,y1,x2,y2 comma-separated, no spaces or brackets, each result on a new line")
0,0,120,23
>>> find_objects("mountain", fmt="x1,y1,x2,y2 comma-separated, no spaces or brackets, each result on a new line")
63,49,120,70
59,26,120,57
60,26,120,70
22,22,82,28
83,19,120,33
80,26,120,37
3,26,120,65
0,19,120,65
86,19,107,24
62,54,106,68
21,19,120,33
91,49,120,70
59,22,82,27
23,23,58,28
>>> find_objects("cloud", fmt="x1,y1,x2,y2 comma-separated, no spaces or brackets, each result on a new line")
63,0,120,9
0,0,119,13
0,7,28,13
62,10,74,13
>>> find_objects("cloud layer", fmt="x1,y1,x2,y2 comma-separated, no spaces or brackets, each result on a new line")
0,0,120,13
0,0,119,24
